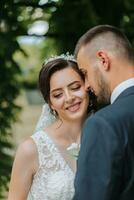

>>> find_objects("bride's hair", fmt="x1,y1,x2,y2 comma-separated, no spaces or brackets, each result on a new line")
39,58,85,105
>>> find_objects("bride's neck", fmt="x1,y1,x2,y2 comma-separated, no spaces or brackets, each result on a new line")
54,119,82,144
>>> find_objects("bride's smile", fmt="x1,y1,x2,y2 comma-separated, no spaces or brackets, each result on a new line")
66,102,81,112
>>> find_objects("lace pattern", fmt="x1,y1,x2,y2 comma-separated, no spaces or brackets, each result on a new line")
27,130,75,200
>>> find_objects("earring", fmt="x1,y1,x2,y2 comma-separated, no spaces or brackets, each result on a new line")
52,109,58,117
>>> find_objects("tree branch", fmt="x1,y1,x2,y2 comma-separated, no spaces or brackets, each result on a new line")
14,1,58,9
17,32,59,38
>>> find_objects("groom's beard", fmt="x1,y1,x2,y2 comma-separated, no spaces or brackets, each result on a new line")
96,73,111,106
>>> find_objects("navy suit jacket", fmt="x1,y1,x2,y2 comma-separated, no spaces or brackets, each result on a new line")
74,86,134,200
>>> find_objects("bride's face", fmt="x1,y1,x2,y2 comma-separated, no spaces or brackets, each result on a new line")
49,67,89,122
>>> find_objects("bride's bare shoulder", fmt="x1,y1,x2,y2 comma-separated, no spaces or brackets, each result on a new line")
14,137,38,173
17,138,37,157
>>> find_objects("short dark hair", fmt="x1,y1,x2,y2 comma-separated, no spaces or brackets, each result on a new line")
75,24,134,63
39,58,85,104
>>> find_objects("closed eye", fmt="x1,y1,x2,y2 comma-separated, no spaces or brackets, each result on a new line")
71,85,81,90
53,93,63,98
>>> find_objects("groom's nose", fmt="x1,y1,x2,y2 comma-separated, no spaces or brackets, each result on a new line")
85,79,91,92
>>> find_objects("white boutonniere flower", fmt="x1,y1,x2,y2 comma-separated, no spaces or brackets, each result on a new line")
67,143,80,160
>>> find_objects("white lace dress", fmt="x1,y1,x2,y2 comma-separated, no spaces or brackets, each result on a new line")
27,130,75,200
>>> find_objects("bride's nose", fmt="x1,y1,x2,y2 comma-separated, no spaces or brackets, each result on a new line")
65,90,75,103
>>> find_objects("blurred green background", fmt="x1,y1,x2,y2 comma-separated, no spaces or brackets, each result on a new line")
1,0,134,198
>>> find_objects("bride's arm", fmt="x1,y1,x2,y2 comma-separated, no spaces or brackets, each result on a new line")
8,138,38,200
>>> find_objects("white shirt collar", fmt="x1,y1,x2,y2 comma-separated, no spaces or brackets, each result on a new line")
110,78,134,104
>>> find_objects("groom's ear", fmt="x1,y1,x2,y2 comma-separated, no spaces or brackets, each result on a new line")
96,50,110,71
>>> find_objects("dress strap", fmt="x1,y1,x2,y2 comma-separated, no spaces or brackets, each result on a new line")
31,130,55,166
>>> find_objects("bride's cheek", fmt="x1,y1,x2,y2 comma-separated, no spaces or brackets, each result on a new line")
75,90,86,98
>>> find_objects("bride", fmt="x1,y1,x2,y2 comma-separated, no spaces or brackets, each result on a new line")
8,55,94,200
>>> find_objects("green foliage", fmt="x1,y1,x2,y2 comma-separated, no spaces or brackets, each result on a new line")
40,38,58,60
0,0,24,198
0,0,55,196
14,43,43,89
48,0,96,53
90,0,134,45
47,0,134,53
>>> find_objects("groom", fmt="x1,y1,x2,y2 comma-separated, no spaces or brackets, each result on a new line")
74,25,134,200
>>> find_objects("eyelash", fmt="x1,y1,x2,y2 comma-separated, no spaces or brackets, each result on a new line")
53,93,63,98
71,85,81,90
53,85,81,98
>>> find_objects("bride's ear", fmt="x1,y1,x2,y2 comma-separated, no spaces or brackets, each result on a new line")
49,102,56,115
49,102,54,110
48,100,58,116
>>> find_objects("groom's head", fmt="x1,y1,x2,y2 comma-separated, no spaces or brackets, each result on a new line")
75,25,134,104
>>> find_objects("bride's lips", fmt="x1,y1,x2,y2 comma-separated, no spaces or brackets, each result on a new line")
66,102,81,112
